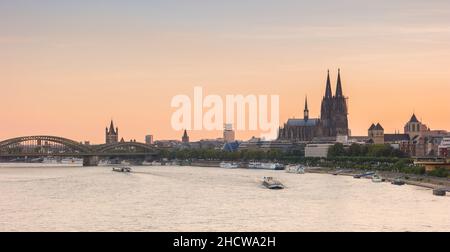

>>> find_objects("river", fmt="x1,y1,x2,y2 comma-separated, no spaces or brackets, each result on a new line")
0,163,448,231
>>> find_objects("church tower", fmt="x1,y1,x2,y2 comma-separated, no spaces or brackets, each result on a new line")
333,69,349,136
303,96,309,121
320,70,334,136
277,69,351,142
404,114,423,139
182,129,190,143
105,120,119,144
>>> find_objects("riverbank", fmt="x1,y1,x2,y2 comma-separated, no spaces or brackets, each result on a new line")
305,167,450,190
188,160,449,190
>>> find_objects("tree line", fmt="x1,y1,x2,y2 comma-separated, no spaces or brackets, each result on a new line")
327,143,408,158
154,143,438,176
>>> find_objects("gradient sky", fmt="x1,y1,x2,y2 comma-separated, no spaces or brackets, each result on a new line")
1,0,450,143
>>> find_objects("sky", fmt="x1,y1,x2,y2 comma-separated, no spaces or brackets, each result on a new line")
1,0,450,143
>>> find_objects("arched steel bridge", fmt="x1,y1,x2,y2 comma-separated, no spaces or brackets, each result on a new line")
0,135,159,166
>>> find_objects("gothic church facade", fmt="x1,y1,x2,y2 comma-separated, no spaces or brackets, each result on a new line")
277,69,349,142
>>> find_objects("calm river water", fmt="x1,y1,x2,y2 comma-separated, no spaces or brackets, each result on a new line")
0,163,449,231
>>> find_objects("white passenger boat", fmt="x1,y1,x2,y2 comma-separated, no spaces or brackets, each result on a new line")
248,162,284,170
57,158,83,164
248,162,260,168
43,157,57,164
219,162,239,168
262,163,284,170
286,164,305,174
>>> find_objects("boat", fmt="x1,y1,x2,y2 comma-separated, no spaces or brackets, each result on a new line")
57,157,83,164
219,162,239,169
371,174,383,183
391,178,405,186
112,167,132,173
332,169,344,175
264,163,284,170
249,162,284,170
353,171,375,179
43,157,57,164
432,188,446,196
30,157,44,163
261,177,284,189
285,164,305,174
248,162,260,168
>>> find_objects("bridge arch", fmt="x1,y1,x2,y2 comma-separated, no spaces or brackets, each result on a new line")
0,135,93,154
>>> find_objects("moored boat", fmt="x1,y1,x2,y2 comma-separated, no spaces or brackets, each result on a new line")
261,177,284,189
371,174,383,183
391,178,405,186
248,162,260,168
269,163,284,170
249,162,284,170
219,162,239,169
432,188,446,196
30,157,44,163
112,167,132,173
285,164,305,174
353,171,375,179
332,169,345,175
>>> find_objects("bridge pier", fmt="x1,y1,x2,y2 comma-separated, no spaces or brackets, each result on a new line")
83,156,99,166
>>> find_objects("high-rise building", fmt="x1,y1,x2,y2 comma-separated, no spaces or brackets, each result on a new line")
223,123,235,143
145,135,154,145
105,120,119,144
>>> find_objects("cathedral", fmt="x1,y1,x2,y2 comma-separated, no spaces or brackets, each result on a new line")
277,69,349,142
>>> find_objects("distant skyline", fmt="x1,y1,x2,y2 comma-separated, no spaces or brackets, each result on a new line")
1,0,450,143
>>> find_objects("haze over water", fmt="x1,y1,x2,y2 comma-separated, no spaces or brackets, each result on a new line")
0,164,449,232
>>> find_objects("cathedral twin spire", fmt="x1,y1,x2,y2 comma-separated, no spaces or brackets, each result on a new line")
325,70,333,98
278,69,349,141
335,69,343,97
324,69,343,98
304,69,343,120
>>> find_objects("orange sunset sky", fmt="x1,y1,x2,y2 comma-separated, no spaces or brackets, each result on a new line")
1,1,449,143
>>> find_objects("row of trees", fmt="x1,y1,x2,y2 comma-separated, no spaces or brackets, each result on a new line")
155,145,447,176
328,143,408,158
157,148,286,161
156,144,410,163
324,143,428,174
157,143,409,161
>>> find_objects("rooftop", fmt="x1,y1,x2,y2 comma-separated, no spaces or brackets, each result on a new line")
286,118,319,127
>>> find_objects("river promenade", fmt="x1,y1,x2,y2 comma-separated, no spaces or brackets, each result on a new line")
188,160,450,190
306,167,450,190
